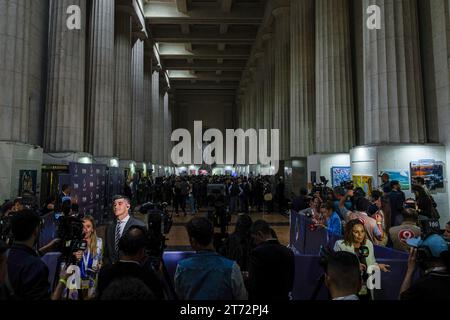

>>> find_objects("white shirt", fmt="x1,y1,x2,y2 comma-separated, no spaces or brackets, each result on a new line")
117,215,130,238
333,294,359,300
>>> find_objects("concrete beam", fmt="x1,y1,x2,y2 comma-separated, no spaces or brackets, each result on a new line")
158,43,250,59
144,2,263,24
152,29,256,44
164,59,246,71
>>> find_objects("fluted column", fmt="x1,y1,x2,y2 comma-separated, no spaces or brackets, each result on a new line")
163,93,170,166
262,31,274,132
131,39,145,162
28,0,49,146
113,11,132,159
0,0,31,142
272,6,290,161
290,0,315,157
86,0,115,157
363,0,426,144
315,0,355,153
159,90,167,165
151,71,160,165
44,0,86,152
144,53,153,163
255,54,265,132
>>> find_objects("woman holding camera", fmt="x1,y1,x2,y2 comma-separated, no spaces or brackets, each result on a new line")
70,215,103,300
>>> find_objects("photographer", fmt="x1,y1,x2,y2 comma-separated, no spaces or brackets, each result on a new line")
6,209,71,300
400,234,450,300
97,226,165,300
324,251,361,300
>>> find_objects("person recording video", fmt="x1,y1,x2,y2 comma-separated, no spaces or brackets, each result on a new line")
5,209,72,300
399,233,450,300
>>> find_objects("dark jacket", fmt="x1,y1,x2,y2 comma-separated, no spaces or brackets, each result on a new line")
97,261,164,300
103,215,146,265
7,244,50,300
248,239,295,300
388,190,405,227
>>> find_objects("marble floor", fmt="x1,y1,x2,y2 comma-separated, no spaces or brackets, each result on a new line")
161,209,290,251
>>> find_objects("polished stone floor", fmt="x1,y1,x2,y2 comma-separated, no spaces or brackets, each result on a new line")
160,209,290,251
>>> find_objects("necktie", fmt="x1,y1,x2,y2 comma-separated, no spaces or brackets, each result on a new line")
114,221,121,256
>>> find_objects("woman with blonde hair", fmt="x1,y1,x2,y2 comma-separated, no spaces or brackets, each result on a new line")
69,215,103,300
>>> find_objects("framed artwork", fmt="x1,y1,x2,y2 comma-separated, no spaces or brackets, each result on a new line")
383,170,410,191
410,160,445,192
352,175,373,196
331,167,351,187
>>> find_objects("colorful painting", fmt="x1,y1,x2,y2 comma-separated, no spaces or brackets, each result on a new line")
384,170,410,191
331,167,352,187
410,160,445,192
352,175,373,196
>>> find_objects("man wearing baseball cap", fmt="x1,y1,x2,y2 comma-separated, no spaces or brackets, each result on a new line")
399,234,450,300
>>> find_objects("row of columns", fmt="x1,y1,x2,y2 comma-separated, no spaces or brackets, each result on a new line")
0,0,173,168
237,0,433,161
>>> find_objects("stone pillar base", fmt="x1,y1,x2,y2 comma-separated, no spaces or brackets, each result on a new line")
93,157,119,167
0,142,43,203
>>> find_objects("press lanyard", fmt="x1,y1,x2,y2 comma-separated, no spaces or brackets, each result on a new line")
82,250,91,276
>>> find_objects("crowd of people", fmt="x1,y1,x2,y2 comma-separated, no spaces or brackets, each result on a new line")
124,174,288,216
0,172,449,301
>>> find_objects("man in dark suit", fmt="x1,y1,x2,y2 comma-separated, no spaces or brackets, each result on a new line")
248,220,295,300
104,195,146,265
97,226,164,300
388,180,406,227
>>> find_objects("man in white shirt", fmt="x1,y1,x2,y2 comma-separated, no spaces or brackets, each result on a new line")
104,195,146,265
325,251,361,300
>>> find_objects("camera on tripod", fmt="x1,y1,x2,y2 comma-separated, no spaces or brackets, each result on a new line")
56,215,87,263
206,184,230,233
139,202,173,258
0,215,13,246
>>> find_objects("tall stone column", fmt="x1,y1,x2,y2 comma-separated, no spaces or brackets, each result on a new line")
28,0,49,146
113,10,132,160
85,0,115,158
163,93,170,166
272,6,290,161
255,54,265,132
290,0,315,157
151,71,160,165
363,0,426,144
131,39,145,163
315,0,355,153
0,0,31,143
44,0,86,152
159,90,167,165
144,51,153,164
262,31,274,132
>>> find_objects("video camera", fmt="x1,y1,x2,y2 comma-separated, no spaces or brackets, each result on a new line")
139,202,173,258
56,215,87,263
206,184,230,234
418,215,441,239
340,180,354,191
0,215,13,246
